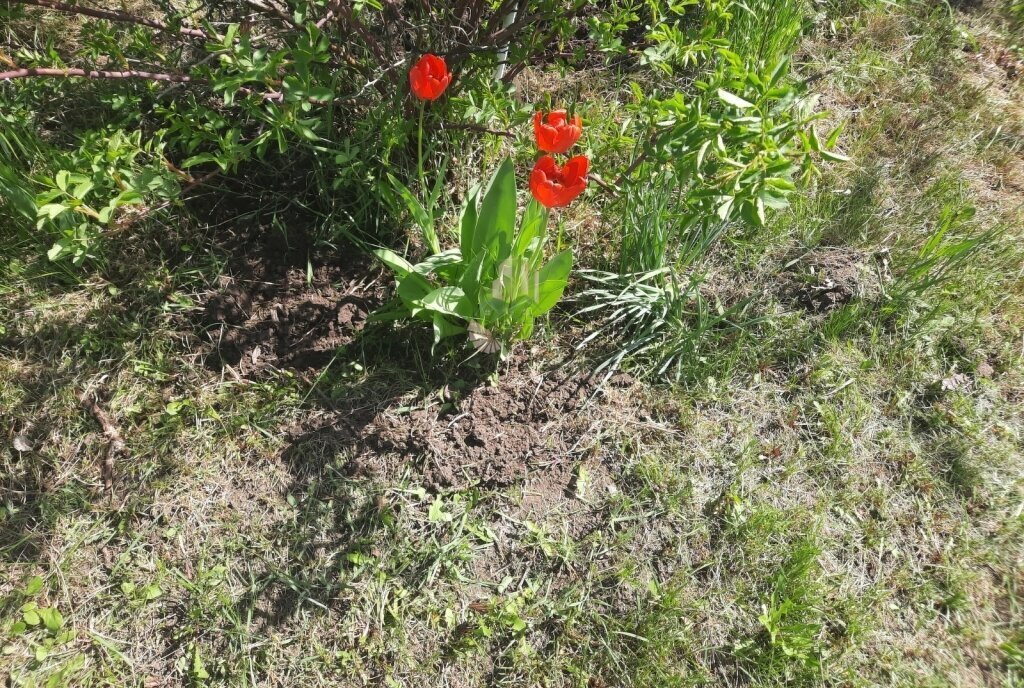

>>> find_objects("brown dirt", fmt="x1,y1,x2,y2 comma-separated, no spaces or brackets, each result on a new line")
785,247,879,313
287,356,634,491
194,230,388,376
189,227,637,491
368,361,621,488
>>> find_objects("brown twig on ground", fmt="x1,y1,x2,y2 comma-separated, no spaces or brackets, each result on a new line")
8,0,208,38
432,121,515,137
0,67,196,83
77,390,125,494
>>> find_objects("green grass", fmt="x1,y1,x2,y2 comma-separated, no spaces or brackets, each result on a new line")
3,0,1024,686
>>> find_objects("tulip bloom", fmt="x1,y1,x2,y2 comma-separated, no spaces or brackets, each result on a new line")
529,155,589,208
533,110,583,154
409,54,451,101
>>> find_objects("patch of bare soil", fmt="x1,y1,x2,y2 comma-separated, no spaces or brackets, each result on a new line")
288,356,634,491
194,229,388,376
784,247,880,313
369,362,627,488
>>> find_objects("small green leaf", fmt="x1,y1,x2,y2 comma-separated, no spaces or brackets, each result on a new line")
459,185,480,257
717,89,754,109
428,497,451,522
38,607,63,634
387,173,438,254
373,248,414,277
826,122,846,148
696,139,713,169
413,249,463,278
71,180,95,200
529,249,573,317
431,313,465,343
192,646,210,681
512,199,548,257
47,242,66,262
24,576,44,596
768,56,790,87
395,272,434,310
420,286,471,319
820,149,850,163
37,203,68,220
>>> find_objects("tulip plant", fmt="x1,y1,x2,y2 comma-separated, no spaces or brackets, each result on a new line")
373,159,573,354
370,57,588,356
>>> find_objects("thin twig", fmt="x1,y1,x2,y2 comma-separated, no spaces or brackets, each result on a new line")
8,0,207,38
243,0,300,28
433,122,515,137
0,67,195,82
77,390,125,495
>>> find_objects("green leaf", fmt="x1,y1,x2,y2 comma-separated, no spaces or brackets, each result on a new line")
474,158,516,263
47,242,66,262
395,272,434,310
512,199,548,257
420,286,471,319
459,252,487,306
72,180,95,200
768,56,790,88
717,89,754,109
529,249,573,316
459,185,479,256
428,497,452,522
696,139,712,169
373,248,414,277
113,190,143,207
826,122,846,148
365,301,410,322
431,313,465,344
819,149,850,163
55,170,69,192
181,153,221,169
23,609,40,626
37,203,68,220
808,126,822,152
38,607,63,633
24,576,44,596
387,173,438,254
192,646,210,681
413,249,463,278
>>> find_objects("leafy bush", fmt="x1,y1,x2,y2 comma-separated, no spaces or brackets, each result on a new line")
579,52,843,380
0,0,596,264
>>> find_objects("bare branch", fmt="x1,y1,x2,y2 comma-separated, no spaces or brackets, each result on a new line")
0,67,196,82
9,0,208,39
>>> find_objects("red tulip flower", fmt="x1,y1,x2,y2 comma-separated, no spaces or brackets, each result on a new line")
409,53,451,101
533,110,583,154
529,155,589,209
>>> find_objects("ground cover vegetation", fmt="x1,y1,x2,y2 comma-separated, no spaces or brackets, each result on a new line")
1,0,1023,685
